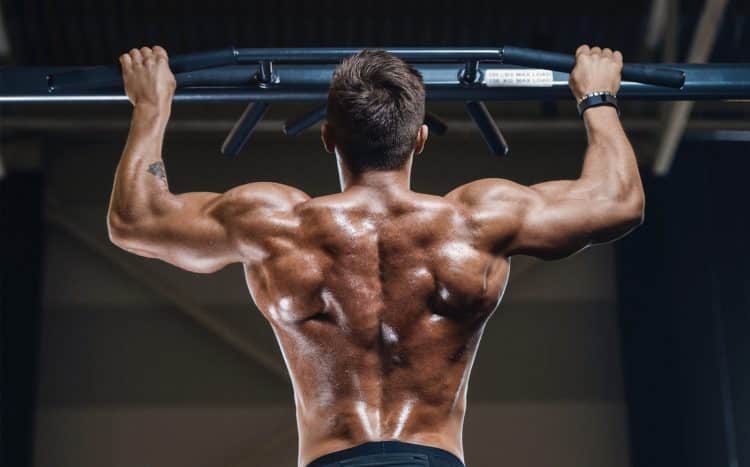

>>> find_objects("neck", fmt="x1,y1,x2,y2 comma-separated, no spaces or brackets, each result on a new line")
336,153,413,192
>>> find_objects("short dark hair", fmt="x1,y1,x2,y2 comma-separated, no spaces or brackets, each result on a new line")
327,50,426,173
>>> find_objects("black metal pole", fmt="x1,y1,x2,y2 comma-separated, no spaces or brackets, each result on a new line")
221,102,270,156
501,46,685,88
465,101,509,156
49,47,240,92
4,64,747,104
284,104,328,136
45,46,686,93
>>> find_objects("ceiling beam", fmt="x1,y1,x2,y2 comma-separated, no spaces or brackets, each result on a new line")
0,3,10,59
644,0,670,53
652,0,729,176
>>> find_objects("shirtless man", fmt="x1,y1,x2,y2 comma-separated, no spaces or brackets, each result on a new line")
108,44,644,467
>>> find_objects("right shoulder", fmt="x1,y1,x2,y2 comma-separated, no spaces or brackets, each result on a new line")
221,182,311,212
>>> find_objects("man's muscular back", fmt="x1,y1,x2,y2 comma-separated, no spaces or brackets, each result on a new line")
109,45,644,467
244,186,510,464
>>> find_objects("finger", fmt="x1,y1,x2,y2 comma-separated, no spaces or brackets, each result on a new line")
576,44,590,56
613,50,623,63
119,53,132,70
129,48,143,66
152,45,169,60
140,47,155,65
602,48,613,57
591,46,602,55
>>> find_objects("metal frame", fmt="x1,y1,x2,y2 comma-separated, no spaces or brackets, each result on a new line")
652,0,730,175
3,63,748,103
2,45,748,158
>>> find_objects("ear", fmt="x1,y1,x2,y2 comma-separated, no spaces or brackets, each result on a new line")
414,124,429,155
321,122,335,154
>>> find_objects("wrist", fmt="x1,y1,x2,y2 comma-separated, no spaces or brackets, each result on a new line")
582,105,619,121
583,106,621,139
132,103,170,130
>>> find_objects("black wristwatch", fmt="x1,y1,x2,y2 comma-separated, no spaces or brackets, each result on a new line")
576,91,620,118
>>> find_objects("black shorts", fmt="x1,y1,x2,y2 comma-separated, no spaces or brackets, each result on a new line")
306,441,465,467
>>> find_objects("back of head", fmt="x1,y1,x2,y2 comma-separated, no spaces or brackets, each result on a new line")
327,50,426,173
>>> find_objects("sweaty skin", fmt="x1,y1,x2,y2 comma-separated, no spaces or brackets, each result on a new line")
108,45,644,466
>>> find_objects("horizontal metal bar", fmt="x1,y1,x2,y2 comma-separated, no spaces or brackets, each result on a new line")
46,47,505,93
2,63,748,104
684,130,750,142
501,46,684,88
234,47,504,62
45,46,685,93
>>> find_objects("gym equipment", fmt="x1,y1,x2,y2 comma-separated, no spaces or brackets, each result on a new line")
2,46,747,156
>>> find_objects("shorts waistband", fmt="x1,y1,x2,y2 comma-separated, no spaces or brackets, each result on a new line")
306,441,465,467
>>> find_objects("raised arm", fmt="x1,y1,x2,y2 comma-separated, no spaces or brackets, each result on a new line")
107,46,308,273
447,45,645,260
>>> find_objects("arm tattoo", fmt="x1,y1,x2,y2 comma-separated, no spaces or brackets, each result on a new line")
147,161,168,187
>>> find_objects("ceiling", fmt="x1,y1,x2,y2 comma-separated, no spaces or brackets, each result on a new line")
1,0,747,66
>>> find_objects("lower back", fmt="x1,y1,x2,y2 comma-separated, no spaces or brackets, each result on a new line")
296,392,468,466
265,262,497,466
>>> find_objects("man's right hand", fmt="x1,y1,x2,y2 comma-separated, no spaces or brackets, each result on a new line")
568,45,623,102
119,46,176,111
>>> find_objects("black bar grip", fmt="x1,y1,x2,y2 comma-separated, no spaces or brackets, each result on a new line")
221,101,270,156
465,101,509,157
283,104,327,136
48,47,239,92
501,46,685,89
424,111,448,135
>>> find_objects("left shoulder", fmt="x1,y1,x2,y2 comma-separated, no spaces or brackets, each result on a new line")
444,178,535,213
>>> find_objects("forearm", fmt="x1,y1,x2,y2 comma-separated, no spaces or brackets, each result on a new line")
108,104,177,226
577,107,643,203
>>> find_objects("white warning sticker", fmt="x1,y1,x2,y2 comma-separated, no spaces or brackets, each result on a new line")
484,69,554,87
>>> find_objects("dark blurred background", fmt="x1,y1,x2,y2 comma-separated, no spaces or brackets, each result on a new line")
1,1,748,466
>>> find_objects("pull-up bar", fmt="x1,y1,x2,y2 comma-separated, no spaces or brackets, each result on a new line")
1,46,748,157
44,46,686,92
